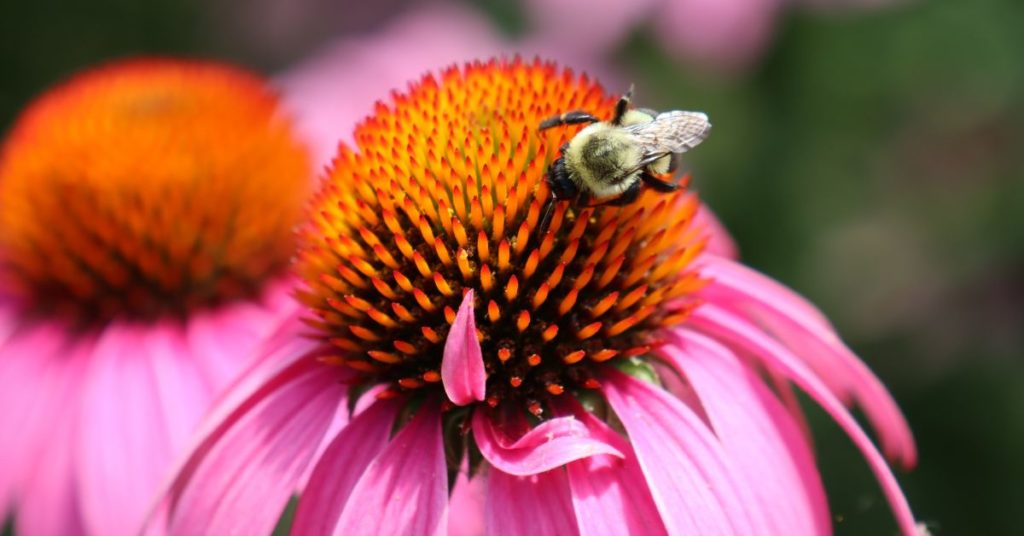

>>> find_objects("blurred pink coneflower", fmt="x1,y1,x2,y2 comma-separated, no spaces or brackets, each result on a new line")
152,58,917,535
0,59,311,535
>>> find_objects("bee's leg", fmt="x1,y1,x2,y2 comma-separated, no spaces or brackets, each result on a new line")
611,84,635,125
639,171,679,193
608,180,643,206
666,153,681,174
539,111,600,130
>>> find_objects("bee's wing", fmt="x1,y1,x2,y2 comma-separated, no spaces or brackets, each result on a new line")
624,111,712,155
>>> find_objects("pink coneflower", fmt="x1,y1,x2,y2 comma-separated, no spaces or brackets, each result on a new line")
153,58,918,535
0,59,311,535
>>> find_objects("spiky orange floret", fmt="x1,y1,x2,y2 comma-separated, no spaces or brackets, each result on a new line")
0,59,310,324
299,58,707,409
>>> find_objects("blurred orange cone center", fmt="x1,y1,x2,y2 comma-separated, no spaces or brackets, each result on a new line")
0,59,310,324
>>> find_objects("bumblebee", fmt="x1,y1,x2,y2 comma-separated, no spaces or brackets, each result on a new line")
537,86,711,231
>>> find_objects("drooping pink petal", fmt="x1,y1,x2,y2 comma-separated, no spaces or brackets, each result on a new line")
6,328,91,536
696,255,917,467
333,401,447,536
0,319,73,513
448,466,486,536
188,278,297,380
17,401,87,536
161,356,346,536
76,322,212,536
291,397,402,535
179,310,329,463
693,203,739,260
689,303,918,535
472,411,622,476
663,329,830,536
442,290,486,405
486,468,580,536
555,402,668,536
602,369,756,535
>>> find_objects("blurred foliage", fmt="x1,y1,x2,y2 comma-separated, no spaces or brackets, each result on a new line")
1,0,1021,534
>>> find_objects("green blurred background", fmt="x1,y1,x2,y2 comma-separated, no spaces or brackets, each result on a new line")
1,0,1020,533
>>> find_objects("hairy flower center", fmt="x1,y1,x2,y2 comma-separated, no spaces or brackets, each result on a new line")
300,59,707,414
0,59,310,325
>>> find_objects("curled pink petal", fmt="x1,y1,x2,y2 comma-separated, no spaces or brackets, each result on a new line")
696,255,917,467
602,369,756,535
334,401,447,536
663,329,830,536
556,402,668,536
688,304,918,535
292,397,402,535
472,411,622,476
441,290,486,405
486,468,579,536
161,357,346,536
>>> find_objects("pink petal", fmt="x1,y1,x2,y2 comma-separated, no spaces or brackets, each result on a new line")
5,328,91,536
448,467,486,536
441,290,486,405
556,402,668,536
0,319,74,513
161,357,345,536
76,322,211,536
663,329,830,536
602,369,756,535
693,203,739,259
333,401,447,536
180,311,332,465
291,397,402,535
17,403,87,536
184,277,299,389
472,411,622,476
524,0,656,54
696,255,917,467
689,304,918,535
486,468,579,536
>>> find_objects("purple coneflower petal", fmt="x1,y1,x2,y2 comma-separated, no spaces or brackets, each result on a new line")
693,205,739,259
442,290,487,406
8,337,90,536
333,401,447,536
292,398,402,534
559,404,668,536
77,323,211,536
163,357,345,536
448,466,486,536
663,329,830,536
602,369,756,535
472,411,622,476
0,321,68,512
689,304,918,536
696,256,917,466
19,403,87,536
486,468,579,536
